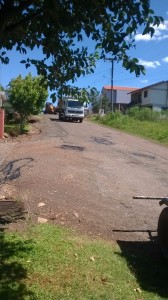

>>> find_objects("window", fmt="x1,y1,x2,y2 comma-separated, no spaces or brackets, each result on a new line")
67,100,83,108
144,90,148,98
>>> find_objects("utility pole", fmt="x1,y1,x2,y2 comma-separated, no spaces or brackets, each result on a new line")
104,58,114,112
111,59,114,112
100,93,102,109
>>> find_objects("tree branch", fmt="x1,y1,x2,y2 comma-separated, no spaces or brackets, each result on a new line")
0,0,34,34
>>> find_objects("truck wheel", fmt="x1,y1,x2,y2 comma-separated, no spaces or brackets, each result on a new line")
59,112,62,120
157,207,168,259
62,113,66,121
79,119,83,123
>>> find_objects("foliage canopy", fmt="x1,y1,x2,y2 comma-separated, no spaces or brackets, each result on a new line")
0,84,5,91
0,1,164,100
8,73,48,130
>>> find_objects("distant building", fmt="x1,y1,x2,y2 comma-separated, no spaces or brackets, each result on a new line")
0,90,7,107
129,80,168,111
102,85,138,111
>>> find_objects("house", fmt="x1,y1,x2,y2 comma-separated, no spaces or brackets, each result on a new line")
0,91,14,120
0,90,7,107
130,80,168,111
102,85,138,111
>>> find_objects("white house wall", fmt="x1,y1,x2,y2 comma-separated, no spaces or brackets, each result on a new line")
142,82,168,107
102,89,131,104
116,90,131,104
150,82,168,106
141,90,151,105
102,89,117,103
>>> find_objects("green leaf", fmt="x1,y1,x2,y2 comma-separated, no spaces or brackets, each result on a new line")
0,0,164,93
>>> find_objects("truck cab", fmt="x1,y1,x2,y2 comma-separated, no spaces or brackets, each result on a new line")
58,98,84,123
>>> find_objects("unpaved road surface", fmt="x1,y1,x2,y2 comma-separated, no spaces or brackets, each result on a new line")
1,115,168,242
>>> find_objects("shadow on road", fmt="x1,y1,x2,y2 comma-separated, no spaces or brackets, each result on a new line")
49,117,60,122
50,117,82,123
0,201,26,225
0,158,34,185
116,235,168,298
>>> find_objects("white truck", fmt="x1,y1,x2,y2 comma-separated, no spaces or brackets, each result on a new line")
58,97,84,123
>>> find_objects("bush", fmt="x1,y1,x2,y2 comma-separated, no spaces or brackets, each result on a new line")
161,110,168,119
127,107,161,121
127,106,140,118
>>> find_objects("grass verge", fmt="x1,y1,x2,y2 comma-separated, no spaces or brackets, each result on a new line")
0,224,168,299
4,123,29,137
91,114,168,145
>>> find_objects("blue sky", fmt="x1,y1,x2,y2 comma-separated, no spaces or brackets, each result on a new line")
0,0,168,100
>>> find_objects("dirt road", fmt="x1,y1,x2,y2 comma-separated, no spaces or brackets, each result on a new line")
1,115,168,242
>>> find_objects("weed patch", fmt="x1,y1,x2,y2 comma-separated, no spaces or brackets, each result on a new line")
4,123,29,137
92,110,168,144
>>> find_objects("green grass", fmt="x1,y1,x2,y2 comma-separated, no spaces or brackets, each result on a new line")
0,224,168,299
91,113,168,145
4,123,29,136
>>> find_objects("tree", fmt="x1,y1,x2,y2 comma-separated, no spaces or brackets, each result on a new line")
101,95,110,114
0,84,5,91
84,88,100,113
8,73,48,131
89,92,110,114
0,1,164,100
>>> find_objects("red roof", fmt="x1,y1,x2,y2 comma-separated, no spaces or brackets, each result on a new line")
103,85,138,91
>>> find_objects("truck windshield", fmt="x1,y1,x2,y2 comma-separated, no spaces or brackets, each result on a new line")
67,101,83,108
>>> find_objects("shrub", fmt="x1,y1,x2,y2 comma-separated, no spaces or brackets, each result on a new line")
127,107,161,121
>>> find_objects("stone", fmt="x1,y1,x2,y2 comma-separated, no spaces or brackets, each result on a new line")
37,217,48,223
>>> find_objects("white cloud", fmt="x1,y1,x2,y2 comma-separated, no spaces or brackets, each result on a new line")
135,34,151,41
140,79,149,83
135,20,168,42
162,56,168,63
138,59,160,68
154,21,168,31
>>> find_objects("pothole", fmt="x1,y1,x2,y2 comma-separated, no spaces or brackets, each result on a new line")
91,136,115,145
60,144,85,151
131,152,155,160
